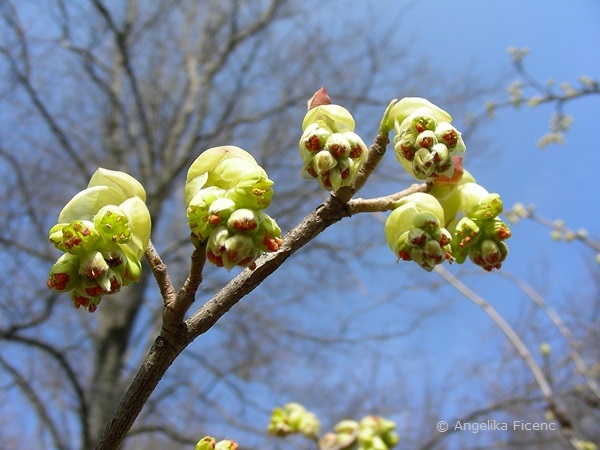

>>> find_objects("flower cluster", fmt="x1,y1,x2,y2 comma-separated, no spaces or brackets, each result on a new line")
299,95,368,191
386,162,512,272
185,146,282,270
384,192,453,272
47,169,151,312
430,170,512,272
195,436,238,450
320,416,399,450
267,402,320,439
387,98,466,180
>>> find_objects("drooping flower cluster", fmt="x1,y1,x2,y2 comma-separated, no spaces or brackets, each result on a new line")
430,168,512,271
47,169,151,312
319,416,399,450
299,95,368,191
446,187,511,271
185,146,282,270
267,402,321,439
387,97,466,180
384,192,453,272
195,436,238,450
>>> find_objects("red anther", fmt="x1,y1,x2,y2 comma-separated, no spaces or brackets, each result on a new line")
323,177,332,187
416,123,426,133
208,215,221,226
233,218,257,231
306,166,318,178
410,234,427,246
329,144,345,158
48,273,70,290
73,296,85,309
106,254,123,267
85,285,104,297
64,236,82,249
88,303,97,313
305,135,321,151
498,227,511,240
439,235,451,246
207,249,224,267
109,276,121,293
442,130,458,147
400,144,415,160
349,145,363,158
420,137,433,148
445,251,452,260
398,249,411,261
341,167,350,179
263,236,281,252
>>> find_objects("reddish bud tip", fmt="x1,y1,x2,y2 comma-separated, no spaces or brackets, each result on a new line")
307,86,332,110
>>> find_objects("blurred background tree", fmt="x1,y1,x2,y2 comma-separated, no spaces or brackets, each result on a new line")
0,1,597,449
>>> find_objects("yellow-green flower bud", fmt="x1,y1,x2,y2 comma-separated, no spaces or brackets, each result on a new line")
48,170,151,312
314,150,337,176
389,99,466,181
49,220,100,254
79,250,109,280
47,253,80,292
215,440,238,450
227,209,259,232
94,205,131,245
300,123,332,153
385,193,452,271
357,416,399,450
435,122,466,153
299,102,368,191
447,187,512,271
195,436,216,450
268,403,320,438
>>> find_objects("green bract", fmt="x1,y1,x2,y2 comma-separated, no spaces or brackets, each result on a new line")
384,193,452,272
47,168,151,312
186,145,273,210
299,104,368,191
186,146,282,270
